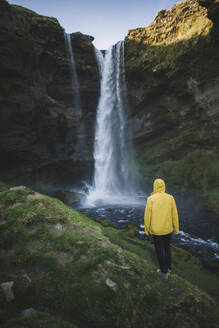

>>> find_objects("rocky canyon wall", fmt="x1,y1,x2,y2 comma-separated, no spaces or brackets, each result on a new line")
125,0,219,212
0,0,99,187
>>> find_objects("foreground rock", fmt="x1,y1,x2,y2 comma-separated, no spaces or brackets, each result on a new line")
0,183,218,327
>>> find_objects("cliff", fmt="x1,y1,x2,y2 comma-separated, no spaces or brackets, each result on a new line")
0,0,99,187
125,0,219,212
0,182,218,327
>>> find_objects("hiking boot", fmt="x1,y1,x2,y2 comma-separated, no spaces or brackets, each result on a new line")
162,272,169,280
156,269,169,280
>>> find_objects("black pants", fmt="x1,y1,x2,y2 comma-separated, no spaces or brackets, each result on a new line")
153,234,171,274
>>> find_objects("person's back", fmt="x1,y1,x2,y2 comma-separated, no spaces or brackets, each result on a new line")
144,179,179,279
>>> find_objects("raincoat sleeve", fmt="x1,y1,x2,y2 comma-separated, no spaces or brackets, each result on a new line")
172,197,179,233
144,197,152,235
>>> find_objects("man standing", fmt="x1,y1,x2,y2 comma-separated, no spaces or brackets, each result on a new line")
144,179,179,279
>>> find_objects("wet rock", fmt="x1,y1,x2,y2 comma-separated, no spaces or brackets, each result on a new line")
21,308,37,317
80,255,88,261
0,281,15,302
9,186,26,191
170,288,181,295
14,272,32,295
27,192,44,200
54,190,86,207
105,278,118,292
55,223,63,231
76,241,85,245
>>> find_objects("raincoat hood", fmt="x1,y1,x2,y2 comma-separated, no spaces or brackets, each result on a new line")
152,179,166,194
144,178,179,235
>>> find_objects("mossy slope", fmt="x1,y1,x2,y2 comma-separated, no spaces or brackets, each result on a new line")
0,184,218,328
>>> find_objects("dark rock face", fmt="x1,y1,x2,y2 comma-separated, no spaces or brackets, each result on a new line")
198,0,219,40
0,0,99,186
125,0,219,206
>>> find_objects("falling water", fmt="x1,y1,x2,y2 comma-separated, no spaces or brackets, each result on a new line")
64,32,88,159
94,47,104,77
64,33,81,111
86,41,138,206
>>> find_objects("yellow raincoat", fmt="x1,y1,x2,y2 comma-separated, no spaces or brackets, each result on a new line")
144,179,179,235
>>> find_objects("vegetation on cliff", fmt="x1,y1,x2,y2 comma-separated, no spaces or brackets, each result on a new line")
0,183,218,327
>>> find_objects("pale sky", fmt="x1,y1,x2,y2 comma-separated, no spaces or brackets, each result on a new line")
8,0,181,49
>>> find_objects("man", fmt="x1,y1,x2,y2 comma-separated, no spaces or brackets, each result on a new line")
144,178,179,279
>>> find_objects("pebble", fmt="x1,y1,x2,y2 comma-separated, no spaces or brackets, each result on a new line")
14,272,32,294
23,273,32,284
55,223,63,231
170,288,181,295
106,278,118,292
21,308,37,317
76,241,85,245
80,255,88,261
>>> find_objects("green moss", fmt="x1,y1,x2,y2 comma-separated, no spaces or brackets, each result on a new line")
204,190,219,215
11,4,39,16
0,181,8,192
137,147,219,194
12,5,59,25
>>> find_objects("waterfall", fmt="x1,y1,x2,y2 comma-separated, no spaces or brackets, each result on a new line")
64,33,81,111
94,47,104,77
64,32,88,159
86,41,137,206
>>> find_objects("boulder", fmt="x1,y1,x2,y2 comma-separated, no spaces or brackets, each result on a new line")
54,190,86,207
21,308,37,317
105,278,118,292
0,281,15,302
14,272,32,296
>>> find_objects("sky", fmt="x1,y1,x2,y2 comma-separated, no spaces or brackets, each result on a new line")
8,0,181,49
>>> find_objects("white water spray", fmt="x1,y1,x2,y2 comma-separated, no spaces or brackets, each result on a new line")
86,41,139,206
